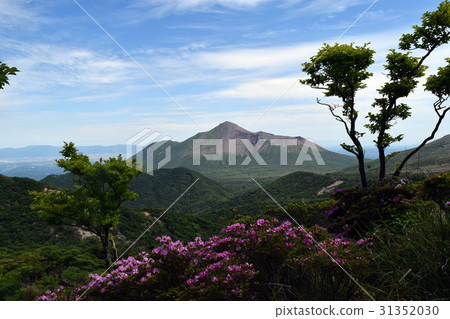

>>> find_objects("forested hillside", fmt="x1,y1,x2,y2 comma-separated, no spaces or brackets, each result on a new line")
0,174,220,300
43,167,234,212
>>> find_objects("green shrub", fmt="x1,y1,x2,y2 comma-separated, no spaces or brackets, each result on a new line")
416,172,450,210
326,179,416,238
259,200,334,228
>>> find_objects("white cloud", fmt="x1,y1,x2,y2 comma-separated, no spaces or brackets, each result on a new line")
0,0,36,24
297,0,371,14
135,0,271,14
0,0,50,31
143,28,403,86
213,76,302,99
143,30,399,102
3,40,139,92
132,0,373,17
194,43,318,71
74,108,134,119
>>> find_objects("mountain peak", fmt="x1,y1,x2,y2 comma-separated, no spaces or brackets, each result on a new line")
203,121,253,139
216,121,251,132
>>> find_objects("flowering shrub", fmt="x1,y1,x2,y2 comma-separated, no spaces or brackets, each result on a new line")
326,178,415,238
38,219,374,301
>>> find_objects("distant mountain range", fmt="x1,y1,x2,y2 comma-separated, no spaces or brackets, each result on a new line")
1,122,449,183
0,145,127,180
0,145,126,160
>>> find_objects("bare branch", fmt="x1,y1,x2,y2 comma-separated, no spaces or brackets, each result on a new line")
434,97,449,114
394,99,450,177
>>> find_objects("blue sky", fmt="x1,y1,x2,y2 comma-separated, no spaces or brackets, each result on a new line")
0,0,448,149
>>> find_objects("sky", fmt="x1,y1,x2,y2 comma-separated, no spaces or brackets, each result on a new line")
0,0,449,150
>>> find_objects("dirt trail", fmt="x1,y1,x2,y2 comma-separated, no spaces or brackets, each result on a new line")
317,180,344,195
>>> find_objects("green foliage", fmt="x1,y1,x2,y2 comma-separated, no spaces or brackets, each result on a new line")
415,172,450,210
399,0,450,51
0,174,81,249
3,168,448,301
326,179,416,238
300,43,375,100
301,43,374,187
127,168,233,212
0,172,221,301
0,61,19,90
326,172,449,240
371,1,450,179
0,246,103,300
42,168,234,213
300,42,374,143
207,171,339,222
365,50,426,149
425,57,450,97
259,200,334,228
41,174,76,190
0,174,102,300
116,207,220,256
367,1,450,180
30,142,142,265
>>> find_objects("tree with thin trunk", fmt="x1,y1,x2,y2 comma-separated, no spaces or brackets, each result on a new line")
301,1,450,183
300,43,375,188
367,0,450,179
30,142,142,266
364,50,426,180
394,59,450,177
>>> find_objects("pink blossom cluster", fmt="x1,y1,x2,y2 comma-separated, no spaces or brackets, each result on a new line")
36,290,57,301
38,218,373,301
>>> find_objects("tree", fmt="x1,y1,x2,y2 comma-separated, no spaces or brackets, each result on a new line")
0,61,19,90
368,0,450,179
300,43,375,188
301,1,450,183
30,142,142,266
365,50,426,180
393,59,450,177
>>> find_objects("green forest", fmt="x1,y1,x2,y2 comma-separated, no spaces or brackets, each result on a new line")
1,154,449,300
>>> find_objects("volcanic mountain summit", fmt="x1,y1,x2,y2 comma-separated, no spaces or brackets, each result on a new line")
135,121,356,184
189,121,314,156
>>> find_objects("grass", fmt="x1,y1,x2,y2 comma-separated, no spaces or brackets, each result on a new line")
368,202,450,300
